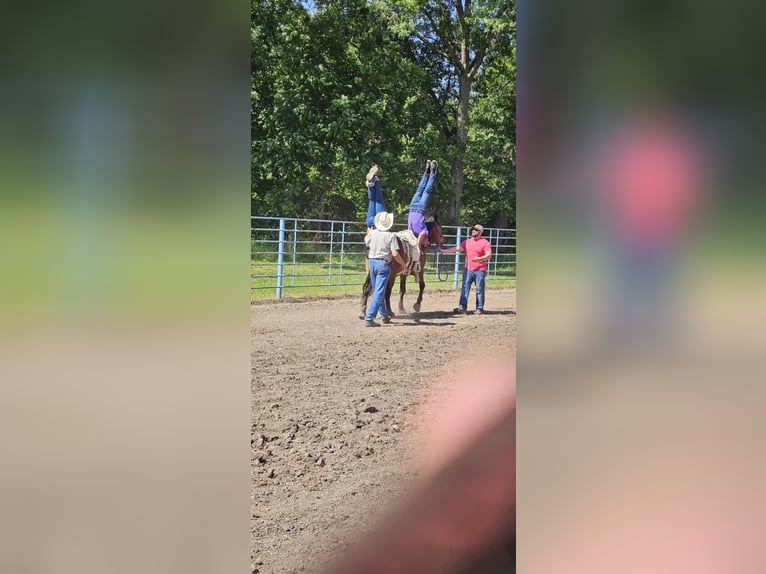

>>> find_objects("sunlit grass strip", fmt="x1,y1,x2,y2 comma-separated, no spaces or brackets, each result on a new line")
251,260,516,300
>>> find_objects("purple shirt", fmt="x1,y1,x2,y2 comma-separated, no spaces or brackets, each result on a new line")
408,211,428,237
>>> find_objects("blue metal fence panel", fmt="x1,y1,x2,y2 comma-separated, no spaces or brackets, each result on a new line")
251,216,515,298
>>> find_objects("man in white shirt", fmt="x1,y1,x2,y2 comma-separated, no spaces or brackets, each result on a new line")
363,212,407,327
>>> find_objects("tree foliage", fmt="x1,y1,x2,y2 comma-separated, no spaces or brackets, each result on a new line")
252,0,515,228
377,0,514,220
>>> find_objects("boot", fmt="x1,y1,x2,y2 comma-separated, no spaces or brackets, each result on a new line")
366,164,379,182
425,159,431,173
430,160,437,174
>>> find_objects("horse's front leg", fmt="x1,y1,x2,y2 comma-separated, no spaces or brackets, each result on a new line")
413,255,426,313
413,271,426,313
398,274,407,314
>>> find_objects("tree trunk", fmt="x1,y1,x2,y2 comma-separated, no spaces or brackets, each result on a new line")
314,186,327,242
449,156,464,220
319,194,326,219
449,74,471,221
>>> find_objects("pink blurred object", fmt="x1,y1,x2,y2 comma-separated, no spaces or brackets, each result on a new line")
322,357,516,574
594,116,703,248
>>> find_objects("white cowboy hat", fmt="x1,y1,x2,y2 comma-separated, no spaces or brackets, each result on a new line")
374,211,394,231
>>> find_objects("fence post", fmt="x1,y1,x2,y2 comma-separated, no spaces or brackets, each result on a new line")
492,229,505,277
328,220,334,285
276,218,286,299
453,226,463,290
339,222,346,285
487,227,499,279
292,219,298,286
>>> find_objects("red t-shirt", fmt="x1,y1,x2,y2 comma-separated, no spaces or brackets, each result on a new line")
461,237,492,271
592,119,701,248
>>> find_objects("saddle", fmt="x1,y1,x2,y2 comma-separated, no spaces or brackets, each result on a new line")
395,230,422,275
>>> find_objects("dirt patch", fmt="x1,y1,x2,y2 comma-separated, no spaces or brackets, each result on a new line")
251,287,516,574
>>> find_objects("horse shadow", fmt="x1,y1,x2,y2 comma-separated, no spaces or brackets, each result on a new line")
463,309,516,316
388,309,457,326
386,308,517,326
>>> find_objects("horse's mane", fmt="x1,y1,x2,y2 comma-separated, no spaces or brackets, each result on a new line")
424,212,440,228
425,213,442,244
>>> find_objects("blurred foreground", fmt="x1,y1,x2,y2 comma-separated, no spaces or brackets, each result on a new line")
321,355,515,574
519,0,766,571
0,0,250,572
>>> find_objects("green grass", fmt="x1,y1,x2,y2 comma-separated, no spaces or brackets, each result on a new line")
250,258,516,301
1,208,245,322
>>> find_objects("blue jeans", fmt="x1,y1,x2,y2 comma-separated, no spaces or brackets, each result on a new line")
366,178,386,227
365,258,391,321
459,269,486,310
409,171,436,213
604,241,677,347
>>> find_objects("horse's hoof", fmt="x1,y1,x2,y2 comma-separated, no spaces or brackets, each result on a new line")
413,303,421,313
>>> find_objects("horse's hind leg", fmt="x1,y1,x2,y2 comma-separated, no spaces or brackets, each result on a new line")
398,275,407,314
385,273,397,319
385,272,397,317
359,273,371,319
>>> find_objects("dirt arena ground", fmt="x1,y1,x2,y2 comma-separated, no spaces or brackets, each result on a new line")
251,287,516,574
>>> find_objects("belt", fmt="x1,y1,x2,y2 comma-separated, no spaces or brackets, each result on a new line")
410,209,425,214
369,257,386,260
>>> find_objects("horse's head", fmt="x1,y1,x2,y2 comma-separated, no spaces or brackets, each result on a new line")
425,213,444,248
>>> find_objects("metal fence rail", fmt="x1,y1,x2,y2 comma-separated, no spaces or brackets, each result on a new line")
251,216,516,298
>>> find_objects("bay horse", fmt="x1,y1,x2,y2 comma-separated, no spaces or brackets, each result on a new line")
359,214,444,319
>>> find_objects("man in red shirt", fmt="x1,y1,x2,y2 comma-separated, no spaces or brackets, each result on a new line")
439,224,493,314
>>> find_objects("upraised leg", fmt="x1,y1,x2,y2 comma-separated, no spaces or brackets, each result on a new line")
412,253,427,313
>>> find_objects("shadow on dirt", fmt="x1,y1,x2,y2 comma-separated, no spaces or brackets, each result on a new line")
413,309,516,318
461,309,517,316
359,308,516,326
391,308,516,326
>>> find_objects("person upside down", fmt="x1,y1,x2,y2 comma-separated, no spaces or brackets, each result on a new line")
408,159,438,248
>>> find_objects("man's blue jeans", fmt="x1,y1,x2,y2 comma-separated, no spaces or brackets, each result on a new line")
409,171,436,213
459,269,487,310
366,178,386,227
365,258,391,321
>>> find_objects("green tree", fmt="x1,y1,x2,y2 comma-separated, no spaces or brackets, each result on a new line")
462,19,515,227
252,0,431,220
378,0,515,221
251,0,515,229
